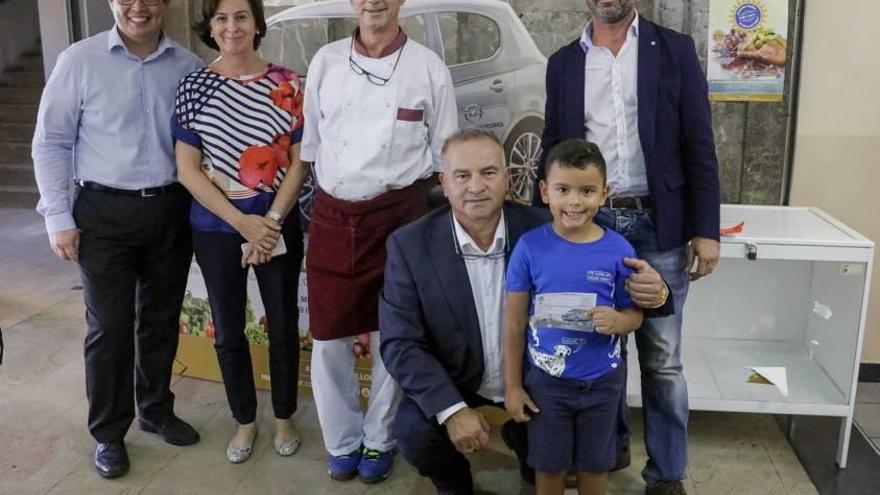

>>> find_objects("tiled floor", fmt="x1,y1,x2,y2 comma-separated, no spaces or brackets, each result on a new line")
0,207,873,494
854,382,880,455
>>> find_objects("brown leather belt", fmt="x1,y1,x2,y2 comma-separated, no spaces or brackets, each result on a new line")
604,195,651,210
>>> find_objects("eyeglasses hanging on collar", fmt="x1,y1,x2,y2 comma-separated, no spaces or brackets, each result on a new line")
348,33,406,86
450,212,509,261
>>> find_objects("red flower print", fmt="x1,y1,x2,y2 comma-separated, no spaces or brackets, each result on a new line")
270,82,295,112
290,88,304,117
269,80,304,117
238,134,292,189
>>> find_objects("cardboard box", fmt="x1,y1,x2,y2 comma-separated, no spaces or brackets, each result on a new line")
174,256,508,424
175,259,373,403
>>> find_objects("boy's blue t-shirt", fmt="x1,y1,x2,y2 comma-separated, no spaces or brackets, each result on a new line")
505,223,637,381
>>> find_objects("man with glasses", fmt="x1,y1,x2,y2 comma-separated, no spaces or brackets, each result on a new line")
380,129,669,494
300,0,457,484
32,0,202,479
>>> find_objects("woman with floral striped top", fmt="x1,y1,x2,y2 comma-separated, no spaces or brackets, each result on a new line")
172,0,306,464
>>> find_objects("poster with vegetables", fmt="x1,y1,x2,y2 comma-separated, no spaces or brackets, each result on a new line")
179,262,310,346
707,0,788,102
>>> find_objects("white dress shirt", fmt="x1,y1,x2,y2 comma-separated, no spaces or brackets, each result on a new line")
435,213,507,425
300,33,458,201
581,14,649,197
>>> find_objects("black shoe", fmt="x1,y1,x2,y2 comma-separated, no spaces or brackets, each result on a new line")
646,480,687,495
500,419,534,485
610,445,631,472
94,441,129,479
140,415,200,446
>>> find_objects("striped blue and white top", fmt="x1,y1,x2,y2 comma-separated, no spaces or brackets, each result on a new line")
172,64,305,233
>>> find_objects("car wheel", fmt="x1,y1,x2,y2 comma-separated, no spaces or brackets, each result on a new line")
503,117,544,204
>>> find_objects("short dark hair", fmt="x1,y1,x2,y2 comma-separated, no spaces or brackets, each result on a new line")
441,128,503,159
545,139,606,182
194,0,267,51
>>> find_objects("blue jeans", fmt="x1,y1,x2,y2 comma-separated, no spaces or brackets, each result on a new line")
596,208,690,485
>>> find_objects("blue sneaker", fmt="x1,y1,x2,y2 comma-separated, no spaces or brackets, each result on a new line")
327,448,361,481
357,447,392,484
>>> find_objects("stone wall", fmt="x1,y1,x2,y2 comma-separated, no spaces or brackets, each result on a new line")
165,0,799,205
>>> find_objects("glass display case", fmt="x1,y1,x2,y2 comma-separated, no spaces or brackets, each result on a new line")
626,205,875,468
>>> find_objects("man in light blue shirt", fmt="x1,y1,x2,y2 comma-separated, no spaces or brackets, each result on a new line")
32,0,202,479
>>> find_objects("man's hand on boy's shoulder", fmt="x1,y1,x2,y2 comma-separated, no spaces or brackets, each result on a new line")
623,257,667,308
445,407,490,453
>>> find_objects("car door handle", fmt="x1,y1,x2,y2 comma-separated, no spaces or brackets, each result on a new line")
489,79,504,93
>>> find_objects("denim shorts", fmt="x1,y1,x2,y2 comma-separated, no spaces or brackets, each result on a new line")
524,364,625,473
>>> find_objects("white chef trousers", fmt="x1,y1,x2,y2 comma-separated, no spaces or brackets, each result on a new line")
310,331,402,456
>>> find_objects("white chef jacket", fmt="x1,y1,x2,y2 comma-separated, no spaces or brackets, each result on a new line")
301,30,458,201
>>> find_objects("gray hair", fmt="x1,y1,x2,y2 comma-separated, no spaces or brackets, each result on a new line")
440,128,503,159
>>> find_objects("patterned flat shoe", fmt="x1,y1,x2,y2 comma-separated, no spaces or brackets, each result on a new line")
274,435,302,456
226,429,256,464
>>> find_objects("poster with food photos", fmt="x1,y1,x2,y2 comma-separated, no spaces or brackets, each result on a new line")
707,0,788,101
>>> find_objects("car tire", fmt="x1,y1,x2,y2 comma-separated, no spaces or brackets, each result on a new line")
503,117,544,204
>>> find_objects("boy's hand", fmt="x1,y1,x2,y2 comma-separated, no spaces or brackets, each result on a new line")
589,306,623,334
505,387,540,423
445,407,490,453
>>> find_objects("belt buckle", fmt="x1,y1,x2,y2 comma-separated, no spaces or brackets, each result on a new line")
141,188,157,198
608,196,626,209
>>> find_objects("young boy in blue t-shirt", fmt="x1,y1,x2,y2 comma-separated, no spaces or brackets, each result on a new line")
503,139,643,495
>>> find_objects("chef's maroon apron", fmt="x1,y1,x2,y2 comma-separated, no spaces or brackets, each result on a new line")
306,184,427,341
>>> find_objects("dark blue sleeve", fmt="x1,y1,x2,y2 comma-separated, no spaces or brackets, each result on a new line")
171,115,201,149
679,34,721,240
535,52,562,205
291,126,304,145
171,80,202,149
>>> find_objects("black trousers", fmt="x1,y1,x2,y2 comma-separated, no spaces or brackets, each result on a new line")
395,393,527,495
73,186,192,443
192,221,303,424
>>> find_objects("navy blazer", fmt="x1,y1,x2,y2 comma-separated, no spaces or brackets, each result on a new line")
379,203,550,419
537,18,720,250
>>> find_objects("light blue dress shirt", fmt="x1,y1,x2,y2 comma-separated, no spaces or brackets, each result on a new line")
580,14,649,197
32,27,202,234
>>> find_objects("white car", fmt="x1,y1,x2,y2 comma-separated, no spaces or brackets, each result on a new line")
261,0,547,217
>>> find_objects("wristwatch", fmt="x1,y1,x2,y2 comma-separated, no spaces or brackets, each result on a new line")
651,283,670,309
267,209,284,224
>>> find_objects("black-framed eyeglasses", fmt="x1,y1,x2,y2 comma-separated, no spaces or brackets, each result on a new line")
117,0,162,5
450,213,509,261
348,36,405,86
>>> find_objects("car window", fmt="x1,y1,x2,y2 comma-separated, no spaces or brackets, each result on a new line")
261,15,428,77
437,12,500,66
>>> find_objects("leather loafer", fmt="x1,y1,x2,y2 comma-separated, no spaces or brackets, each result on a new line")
140,415,200,446
94,441,129,479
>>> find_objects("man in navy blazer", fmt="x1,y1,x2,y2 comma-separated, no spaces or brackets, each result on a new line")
381,129,671,494
536,2,721,494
